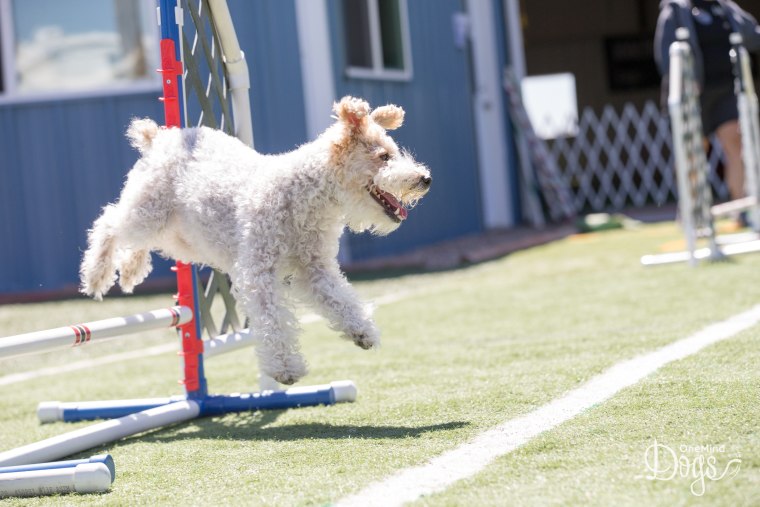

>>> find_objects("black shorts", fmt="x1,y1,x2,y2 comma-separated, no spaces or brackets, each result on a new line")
700,87,738,135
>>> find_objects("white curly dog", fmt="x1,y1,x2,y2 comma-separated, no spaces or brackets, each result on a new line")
80,96,431,385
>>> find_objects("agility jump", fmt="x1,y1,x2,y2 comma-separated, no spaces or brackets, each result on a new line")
642,27,760,266
0,0,356,495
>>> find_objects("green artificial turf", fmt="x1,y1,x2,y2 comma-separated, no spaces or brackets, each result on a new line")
0,222,758,505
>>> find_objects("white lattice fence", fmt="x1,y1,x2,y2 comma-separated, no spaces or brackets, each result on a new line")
545,100,729,214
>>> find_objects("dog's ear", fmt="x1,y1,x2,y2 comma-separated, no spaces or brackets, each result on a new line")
370,105,405,130
333,96,371,133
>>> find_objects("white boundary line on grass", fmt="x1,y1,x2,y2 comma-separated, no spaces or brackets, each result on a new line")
0,291,414,387
0,343,177,387
336,304,760,507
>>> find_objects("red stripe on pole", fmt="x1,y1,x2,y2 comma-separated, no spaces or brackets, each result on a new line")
158,39,183,129
169,307,179,327
69,326,82,345
175,262,201,392
70,325,91,346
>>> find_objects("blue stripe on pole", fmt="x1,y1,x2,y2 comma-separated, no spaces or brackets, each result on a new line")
199,388,337,416
60,401,178,423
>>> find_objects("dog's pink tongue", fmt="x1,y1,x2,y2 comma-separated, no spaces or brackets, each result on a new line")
381,190,408,220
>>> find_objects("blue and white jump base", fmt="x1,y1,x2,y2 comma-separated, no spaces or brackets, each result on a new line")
0,302,356,470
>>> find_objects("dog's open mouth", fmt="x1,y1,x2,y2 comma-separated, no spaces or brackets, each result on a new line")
368,186,408,223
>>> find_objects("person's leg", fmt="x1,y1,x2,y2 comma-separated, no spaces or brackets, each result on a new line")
715,119,745,199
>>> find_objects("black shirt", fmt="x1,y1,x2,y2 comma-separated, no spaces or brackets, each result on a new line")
691,0,734,87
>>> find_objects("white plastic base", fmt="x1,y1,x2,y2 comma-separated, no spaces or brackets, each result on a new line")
641,239,760,266
330,380,358,403
36,402,64,424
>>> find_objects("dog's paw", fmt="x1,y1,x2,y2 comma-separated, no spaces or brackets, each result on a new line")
345,322,380,350
353,333,379,350
264,353,308,386
79,281,108,302
272,371,300,385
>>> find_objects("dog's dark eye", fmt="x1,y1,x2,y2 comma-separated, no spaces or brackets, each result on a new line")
380,153,391,162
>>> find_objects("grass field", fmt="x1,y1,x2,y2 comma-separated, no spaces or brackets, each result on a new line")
1,221,759,506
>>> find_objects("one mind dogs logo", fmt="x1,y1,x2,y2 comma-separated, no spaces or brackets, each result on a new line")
644,439,742,496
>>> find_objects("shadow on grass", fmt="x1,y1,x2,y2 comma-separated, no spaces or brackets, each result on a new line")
129,410,468,445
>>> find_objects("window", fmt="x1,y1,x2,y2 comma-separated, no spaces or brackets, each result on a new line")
0,0,159,101
342,0,412,80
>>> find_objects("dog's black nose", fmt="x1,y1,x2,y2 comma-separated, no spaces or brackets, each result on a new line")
420,175,432,187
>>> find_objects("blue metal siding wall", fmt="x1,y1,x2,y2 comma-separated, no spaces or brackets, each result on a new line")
327,0,485,261
491,0,522,223
0,1,308,298
228,1,308,153
0,94,166,296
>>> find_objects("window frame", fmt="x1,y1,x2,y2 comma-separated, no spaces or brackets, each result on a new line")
0,0,161,105
344,0,413,81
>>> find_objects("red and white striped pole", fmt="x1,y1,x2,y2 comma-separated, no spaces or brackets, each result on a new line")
0,307,192,358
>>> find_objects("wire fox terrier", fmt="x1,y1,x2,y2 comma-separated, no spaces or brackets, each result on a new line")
80,96,431,385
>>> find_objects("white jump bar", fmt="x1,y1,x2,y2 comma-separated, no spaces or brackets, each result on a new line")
0,306,192,358
711,196,757,217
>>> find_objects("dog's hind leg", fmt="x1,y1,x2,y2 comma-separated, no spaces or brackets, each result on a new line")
117,248,153,294
80,204,121,300
234,266,308,385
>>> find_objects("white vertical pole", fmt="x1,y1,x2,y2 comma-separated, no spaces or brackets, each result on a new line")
733,36,760,231
0,0,17,95
207,0,254,148
295,0,352,266
295,0,337,140
503,0,525,82
668,42,697,266
502,0,545,227
467,0,515,228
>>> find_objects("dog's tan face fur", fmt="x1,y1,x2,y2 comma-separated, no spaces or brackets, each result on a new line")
329,97,431,236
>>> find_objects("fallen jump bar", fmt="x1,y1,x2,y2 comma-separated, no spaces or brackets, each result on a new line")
710,195,757,217
0,306,192,358
0,401,201,467
0,454,115,482
0,463,112,498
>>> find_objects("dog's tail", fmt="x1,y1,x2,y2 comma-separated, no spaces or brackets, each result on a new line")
126,118,160,155
80,205,120,301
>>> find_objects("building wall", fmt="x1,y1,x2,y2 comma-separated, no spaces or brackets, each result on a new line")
0,94,166,296
231,1,308,153
0,1,308,298
326,0,489,260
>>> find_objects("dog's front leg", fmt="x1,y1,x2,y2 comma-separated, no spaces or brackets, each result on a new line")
298,260,380,350
233,267,308,385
